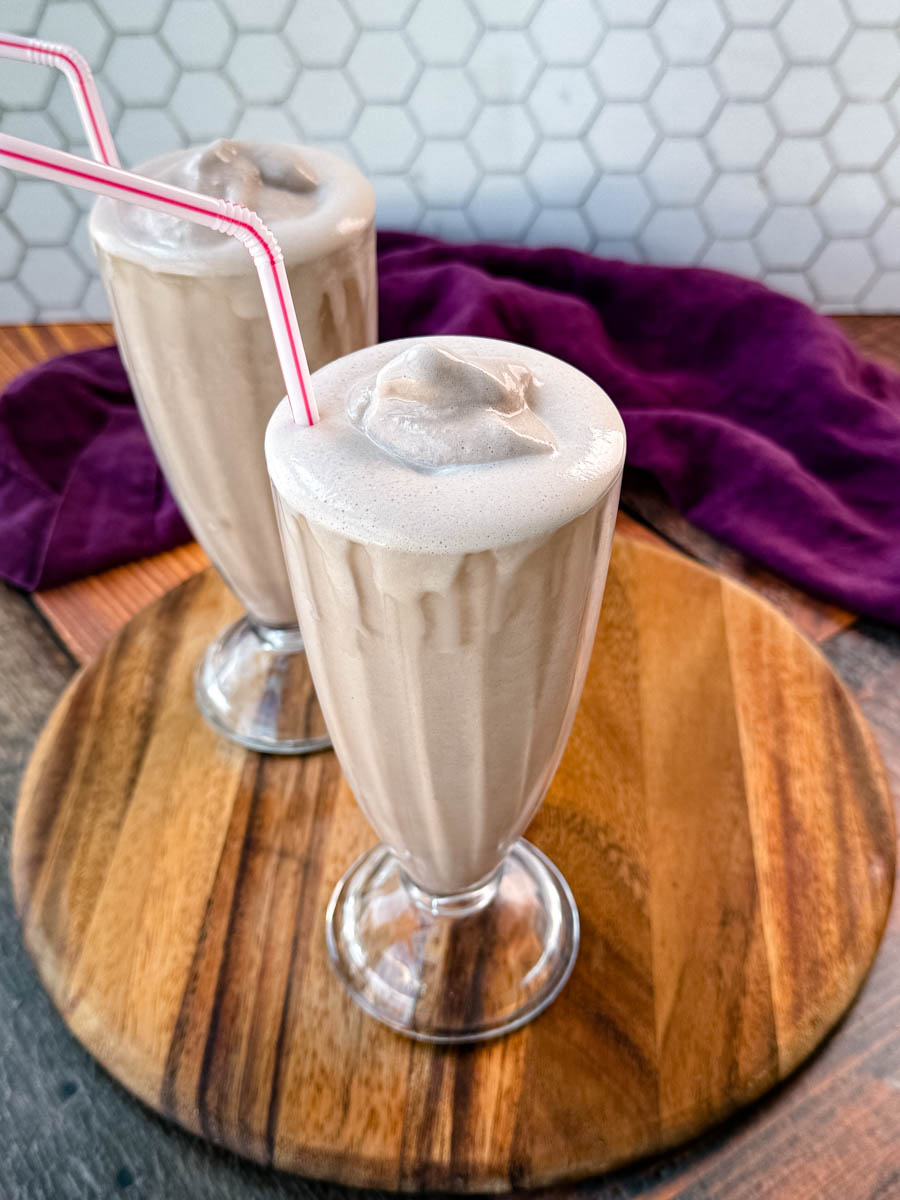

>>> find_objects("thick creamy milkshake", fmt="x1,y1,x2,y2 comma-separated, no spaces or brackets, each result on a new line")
266,335,625,1040
90,140,376,751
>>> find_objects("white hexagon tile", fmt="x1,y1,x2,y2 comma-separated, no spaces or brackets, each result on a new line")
1,0,900,318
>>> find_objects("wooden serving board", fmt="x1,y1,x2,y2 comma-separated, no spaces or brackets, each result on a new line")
12,535,895,1193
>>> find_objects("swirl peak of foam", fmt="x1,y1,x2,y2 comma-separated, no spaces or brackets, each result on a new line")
187,139,318,204
116,139,319,253
347,344,557,471
90,141,375,274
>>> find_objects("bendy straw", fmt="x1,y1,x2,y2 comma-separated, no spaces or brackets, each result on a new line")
0,132,318,426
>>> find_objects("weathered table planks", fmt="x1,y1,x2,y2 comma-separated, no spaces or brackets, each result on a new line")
1,320,899,1199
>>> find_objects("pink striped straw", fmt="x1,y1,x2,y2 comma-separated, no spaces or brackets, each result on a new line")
0,133,318,426
0,33,119,167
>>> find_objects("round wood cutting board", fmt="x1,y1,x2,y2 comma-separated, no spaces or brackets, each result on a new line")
12,535,895,1192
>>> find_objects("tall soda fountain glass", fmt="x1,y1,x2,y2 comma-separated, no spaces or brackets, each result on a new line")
266,336,626,1042
90,140,376,753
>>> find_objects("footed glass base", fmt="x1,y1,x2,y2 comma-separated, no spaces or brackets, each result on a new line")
326,839,579,1043
195,616,331,755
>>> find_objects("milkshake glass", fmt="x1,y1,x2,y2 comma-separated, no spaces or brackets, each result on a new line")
266,336,626,1041
90,140,376,753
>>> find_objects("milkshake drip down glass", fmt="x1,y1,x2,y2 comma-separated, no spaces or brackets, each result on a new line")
90,139,376,753
266,336,626,1041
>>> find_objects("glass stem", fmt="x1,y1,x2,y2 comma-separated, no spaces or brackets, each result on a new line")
403,864,504,917
248,619,304,652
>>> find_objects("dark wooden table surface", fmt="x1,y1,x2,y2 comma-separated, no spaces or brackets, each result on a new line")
1,320,898,1200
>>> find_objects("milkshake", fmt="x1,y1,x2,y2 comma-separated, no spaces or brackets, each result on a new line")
90,140,376,752
266,336,625,1041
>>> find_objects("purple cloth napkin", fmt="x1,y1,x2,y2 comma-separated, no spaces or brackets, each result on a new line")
0,345,190,590
2,230,899,624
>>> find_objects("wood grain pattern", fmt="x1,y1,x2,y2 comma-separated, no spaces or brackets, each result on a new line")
34,542,210,663
11,540,895,1193
0,321,112,391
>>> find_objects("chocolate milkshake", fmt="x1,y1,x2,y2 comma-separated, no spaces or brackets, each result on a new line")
90,140,376,752
266,336,625,1040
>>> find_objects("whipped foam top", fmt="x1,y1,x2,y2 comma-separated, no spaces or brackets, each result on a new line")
90,140,375,275
348,344,557,471
267,336,626,555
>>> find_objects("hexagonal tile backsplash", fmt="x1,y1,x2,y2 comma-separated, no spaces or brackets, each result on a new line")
2,0,900,320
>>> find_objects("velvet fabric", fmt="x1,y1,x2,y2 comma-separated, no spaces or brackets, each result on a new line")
2,231,898,623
